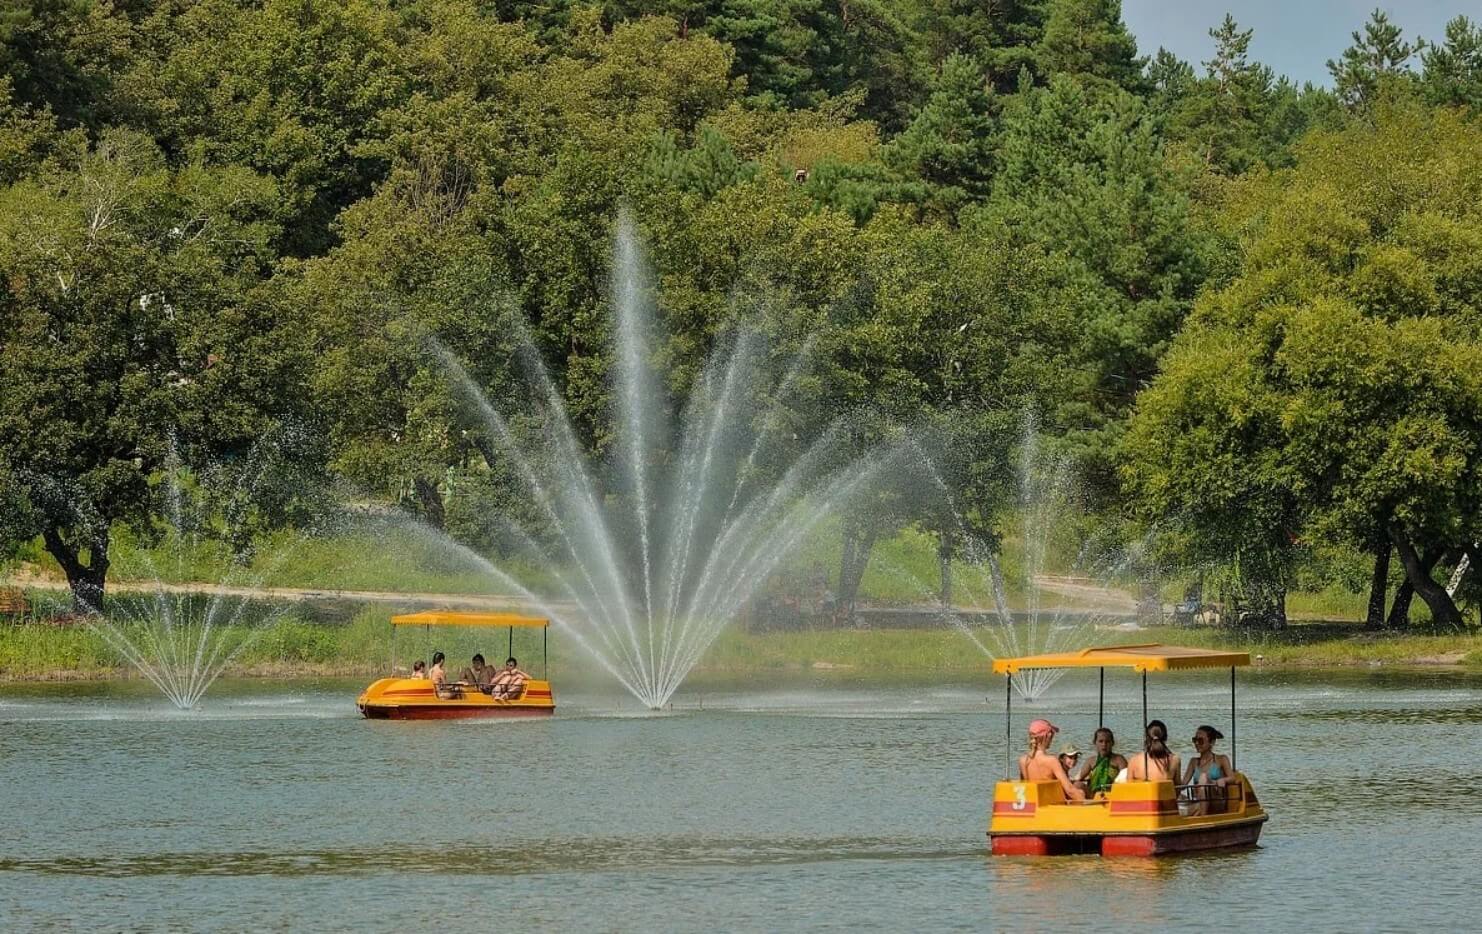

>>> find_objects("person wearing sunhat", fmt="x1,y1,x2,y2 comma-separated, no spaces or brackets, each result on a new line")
1017,718,1086,801
1056,743,1082,781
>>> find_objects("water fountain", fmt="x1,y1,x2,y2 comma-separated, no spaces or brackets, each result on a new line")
83,441,309,709
884,421,1136,701
429,213,904,709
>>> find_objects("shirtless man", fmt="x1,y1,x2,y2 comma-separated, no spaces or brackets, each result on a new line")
460,654,494,691
490,657,530,699
1018,719,1086,802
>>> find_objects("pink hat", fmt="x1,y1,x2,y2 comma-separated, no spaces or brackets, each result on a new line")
1028,718,1059,738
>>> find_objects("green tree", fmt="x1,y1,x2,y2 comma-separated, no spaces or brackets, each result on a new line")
972,76,1211,499
884,53,997,219
1327,8,1418,112
0,131,299,607
1421,15,1482,110
1126,106,1482,628
1035,0,1146,93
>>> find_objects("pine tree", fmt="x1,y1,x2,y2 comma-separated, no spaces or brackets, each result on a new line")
886,53,997,219
1034,0,1146,94
1421,16,1482,109
1327,8,1418,111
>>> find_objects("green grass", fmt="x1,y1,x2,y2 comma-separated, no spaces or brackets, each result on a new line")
5,606,1480,681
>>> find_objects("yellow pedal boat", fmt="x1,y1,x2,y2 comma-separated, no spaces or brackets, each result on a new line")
357,611,556,720
988,644,1268,856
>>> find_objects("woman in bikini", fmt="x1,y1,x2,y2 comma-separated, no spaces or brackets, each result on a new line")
1125,719,1180,783
1181,725,1233,815
1018,719,1086,802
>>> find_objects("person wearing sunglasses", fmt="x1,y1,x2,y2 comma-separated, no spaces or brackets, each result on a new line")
1181,725,1232,815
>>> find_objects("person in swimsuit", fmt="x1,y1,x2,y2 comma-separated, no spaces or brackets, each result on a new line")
1017,719,1086,802
430,652,456,698
490,656,529,699
410,660,427,679
1125,719,1181,782
1077,727,1129,795
460,654,494,690
1181,725,1233,815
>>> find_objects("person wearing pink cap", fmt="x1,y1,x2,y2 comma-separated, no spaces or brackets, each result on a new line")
1017,718,1086,801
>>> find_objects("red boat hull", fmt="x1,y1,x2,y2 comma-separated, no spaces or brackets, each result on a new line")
359,704,555,720
991,818,1265,857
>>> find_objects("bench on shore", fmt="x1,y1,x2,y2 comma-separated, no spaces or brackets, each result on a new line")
0,587,30,618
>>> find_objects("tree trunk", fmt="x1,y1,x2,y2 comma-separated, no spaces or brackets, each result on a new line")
1386,581,1414,628
413,476,445,530
937,527,953,608
1365,543,1391,630
42,526,111,613
1389,529,1462,628
836,521,878,624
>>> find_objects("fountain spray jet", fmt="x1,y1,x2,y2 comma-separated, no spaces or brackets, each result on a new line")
437,213,906,709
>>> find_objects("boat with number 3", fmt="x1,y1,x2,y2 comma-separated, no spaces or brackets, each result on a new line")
988,644,1268,856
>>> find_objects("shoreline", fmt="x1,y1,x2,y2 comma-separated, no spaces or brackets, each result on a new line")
5,632,1478,683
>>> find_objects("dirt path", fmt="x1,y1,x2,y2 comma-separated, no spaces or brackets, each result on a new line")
7,570,551,610
1029,575,1138,612
8,568,1137,615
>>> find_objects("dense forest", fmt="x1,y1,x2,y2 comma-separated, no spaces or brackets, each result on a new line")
1,0,1480,629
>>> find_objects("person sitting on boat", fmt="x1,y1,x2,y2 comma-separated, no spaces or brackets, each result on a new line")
410,660,427,680
1056,744,1082,786
1180,725,1233,815
1125,719,1180,783
1018,719,1086,802
490,657,529,699
460,654,494,690
1077,727,1129,795
430,652,457,698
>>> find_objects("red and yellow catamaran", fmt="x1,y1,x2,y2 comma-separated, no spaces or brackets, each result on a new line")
988,644,1268,856
357,611,556,719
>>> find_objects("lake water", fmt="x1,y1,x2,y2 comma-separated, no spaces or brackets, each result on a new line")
2,668,1479,930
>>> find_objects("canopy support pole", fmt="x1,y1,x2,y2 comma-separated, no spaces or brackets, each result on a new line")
543,627,548,679
1005,675,1012,779
391,621,396,672
1141,670,1147,733
508,626,514,659
1231,665,1237,773
1098,667,1105,728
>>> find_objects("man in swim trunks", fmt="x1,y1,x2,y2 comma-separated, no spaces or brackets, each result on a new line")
460,654,494,691
490,657,529,699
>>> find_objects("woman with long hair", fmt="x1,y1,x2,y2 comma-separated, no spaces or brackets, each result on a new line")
1181,725,1233,815
1017,719,1086,802
1077,727,1128,795
1125,719,1180,782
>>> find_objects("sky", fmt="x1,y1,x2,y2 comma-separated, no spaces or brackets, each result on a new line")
1120,0,1475,86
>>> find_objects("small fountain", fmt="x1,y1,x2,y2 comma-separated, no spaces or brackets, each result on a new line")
899,421,1136,701
427,213,903,709
84,441,309,709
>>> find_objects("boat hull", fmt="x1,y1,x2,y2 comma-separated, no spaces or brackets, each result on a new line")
990,817,1265,856
359,703,555,720
988,774,1268,857
356,677,555,720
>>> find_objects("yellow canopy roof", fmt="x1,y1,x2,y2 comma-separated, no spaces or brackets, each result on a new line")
390,611,550,629
992,643,1250,674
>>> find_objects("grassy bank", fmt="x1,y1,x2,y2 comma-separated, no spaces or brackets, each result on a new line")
4,609,1480,682
7,520,1380,622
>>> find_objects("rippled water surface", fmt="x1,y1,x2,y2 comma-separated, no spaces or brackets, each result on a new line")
3,668,1480,930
